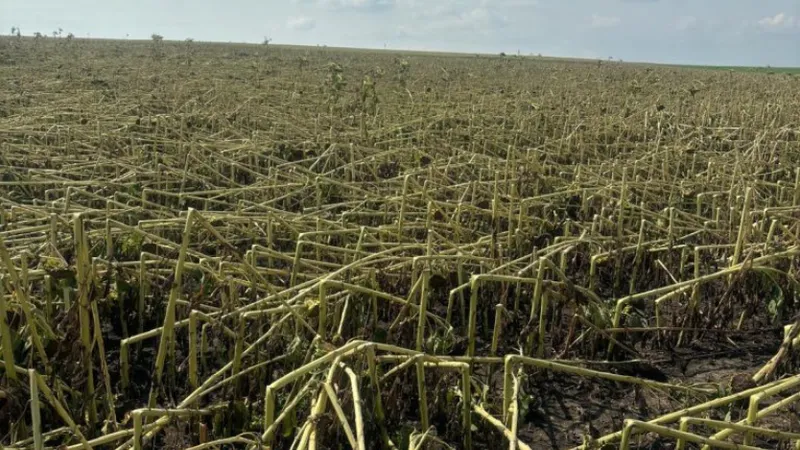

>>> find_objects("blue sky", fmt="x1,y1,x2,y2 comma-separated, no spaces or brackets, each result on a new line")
2,0,798,66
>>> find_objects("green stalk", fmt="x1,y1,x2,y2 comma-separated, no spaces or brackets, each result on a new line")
369,269,378,329
44,274,53,321
133,408,212,450
588,253,600,291
559,221,571,273
138,252,147,338
264,341,364,444
343,365,366,450
200,323,209,373
474,404,533,450
30,369,43,450
617,167,627,240
91,300,116,425
262,379,316,443
502,356,514,423
620,420,763,450
397,175,411,239
188,311,199,389
318,282,327,340
457,257,466,323
73,214,97,427
678,246,702,346
628,219,646,295
120,339,130,389
467,276,479,359
334,295,350,340
149,209,195,408
460,363,472,450
537,290,549,358
731,187,753,268
105,216,113,260
33,370,92,449
266,219,274,281
765,218,778,252
290,240,304,288
678,417,800,450
609,246,799,355
526,258,545,354
794,167,800,207
365,347,389,446
231,314,245,392
490,303,504,358
509,373,520,450
322,383,358,448
0,237,49,372
0,277,17,382
415,232,432,352
305,355,346,448
667,207,675,251
415,358,430,431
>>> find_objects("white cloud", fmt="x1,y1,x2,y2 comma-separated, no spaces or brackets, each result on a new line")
675,16,697,31
286,16,316,30
459,8,505,27
591,14,621,28
401,6,509,36
295,0,396,11
758,12,796,29
408,1,458,19
490,0,538,6
328,0,393,7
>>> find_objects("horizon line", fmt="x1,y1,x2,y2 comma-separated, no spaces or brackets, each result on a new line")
3,33,797,71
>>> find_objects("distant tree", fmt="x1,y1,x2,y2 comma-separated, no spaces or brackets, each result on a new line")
298,55,310,70
263,37,272,45
324,62,346,106
395,58,410,88
184,38,196,65
10,26,15,36
151,33,164,58
33,31,43,39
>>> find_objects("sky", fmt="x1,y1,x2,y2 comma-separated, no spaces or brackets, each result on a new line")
2,0,798,67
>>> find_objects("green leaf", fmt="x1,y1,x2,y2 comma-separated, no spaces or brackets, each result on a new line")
765,278,785,324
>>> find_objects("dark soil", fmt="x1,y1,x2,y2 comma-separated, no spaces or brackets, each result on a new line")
501,331,792,449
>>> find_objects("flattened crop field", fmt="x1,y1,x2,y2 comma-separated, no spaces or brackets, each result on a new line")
1,37,800,449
